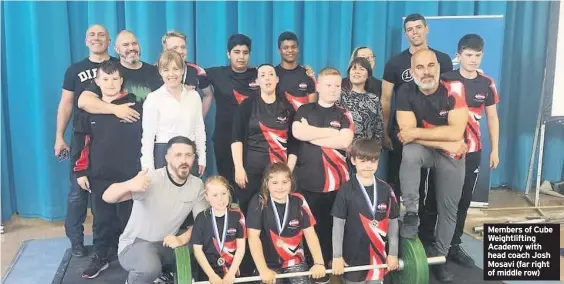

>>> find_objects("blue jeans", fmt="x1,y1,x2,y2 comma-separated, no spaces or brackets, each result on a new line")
64,171,89,245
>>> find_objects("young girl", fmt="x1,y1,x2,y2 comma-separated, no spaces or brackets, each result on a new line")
191,176,246,284
246,163,326,284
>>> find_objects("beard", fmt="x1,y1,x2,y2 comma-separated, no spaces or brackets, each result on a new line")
172,163,191,180
414,68,440,92
121,50,140,65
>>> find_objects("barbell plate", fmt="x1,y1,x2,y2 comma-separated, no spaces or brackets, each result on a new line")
175,246,192,284
386,237,429,284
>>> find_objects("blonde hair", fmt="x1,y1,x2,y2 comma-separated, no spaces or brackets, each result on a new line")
157,50,184,71
162,30,187,48
258,163,295,209
317,67,341,81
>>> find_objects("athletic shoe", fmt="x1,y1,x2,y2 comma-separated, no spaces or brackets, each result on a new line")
154,272,174,284
400,212,419,239
71,243,87,257
448,244,475,267
426,245,454,283
82,253,109,279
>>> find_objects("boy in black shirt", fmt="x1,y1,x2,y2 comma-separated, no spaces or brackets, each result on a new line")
332,139,400,284
381,13,453,197
292,67,354,274
204,34,259,187
275,32,317,110
72,61,141,279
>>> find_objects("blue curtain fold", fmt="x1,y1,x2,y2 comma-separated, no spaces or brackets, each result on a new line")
1,1,561,222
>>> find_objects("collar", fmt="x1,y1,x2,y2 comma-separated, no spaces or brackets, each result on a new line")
166,166,188,187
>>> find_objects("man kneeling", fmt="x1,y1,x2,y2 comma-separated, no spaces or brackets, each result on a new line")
395,49,468,283
103,136,208,284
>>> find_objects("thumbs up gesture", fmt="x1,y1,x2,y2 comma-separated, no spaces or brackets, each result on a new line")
129,169,150,192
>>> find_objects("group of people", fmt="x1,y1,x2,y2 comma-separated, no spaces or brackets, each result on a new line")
54,12,500,284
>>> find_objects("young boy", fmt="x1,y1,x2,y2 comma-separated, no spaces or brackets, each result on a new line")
292,67,355,280
331,138,400,284
71,60,142,279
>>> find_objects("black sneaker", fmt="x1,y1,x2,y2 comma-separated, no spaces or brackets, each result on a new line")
448,244,475,268
431,263,454,283
400,212,419,239
154,272,174,284
82,253,109,279
71,243,87,257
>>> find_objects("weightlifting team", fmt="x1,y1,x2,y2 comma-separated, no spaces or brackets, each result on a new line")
54,13,500,284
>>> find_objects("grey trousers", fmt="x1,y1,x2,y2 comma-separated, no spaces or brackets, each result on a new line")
118,238,176,284
399,144,465,256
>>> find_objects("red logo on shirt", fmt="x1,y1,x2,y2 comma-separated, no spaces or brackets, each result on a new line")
289,219,299,227
439,110,448,117
377,203,387,212
227,228,237,235
330,121,341,128
298,83,308,90
474,94,486,100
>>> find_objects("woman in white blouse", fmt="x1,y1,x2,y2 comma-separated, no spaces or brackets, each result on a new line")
141,50,206,176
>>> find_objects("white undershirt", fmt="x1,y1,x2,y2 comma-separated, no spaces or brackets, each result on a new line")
140,85,207,170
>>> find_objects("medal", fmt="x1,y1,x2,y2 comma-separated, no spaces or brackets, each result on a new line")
217,257,225,266
357,175,378,222
270,196,289,248
211,208,228,260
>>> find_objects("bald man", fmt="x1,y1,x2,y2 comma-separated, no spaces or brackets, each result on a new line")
78,30,162,118
55,24,118,257
395,49,468,282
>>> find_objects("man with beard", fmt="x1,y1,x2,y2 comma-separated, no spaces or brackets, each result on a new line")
161,30,215,117
78,30,162,119
274,31,316,110
102,136,208,284
203,34,259,188
395,49,468,283
55,24,117,257
381,13,453,198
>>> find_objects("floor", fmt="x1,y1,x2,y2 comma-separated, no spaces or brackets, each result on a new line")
2,188,564,281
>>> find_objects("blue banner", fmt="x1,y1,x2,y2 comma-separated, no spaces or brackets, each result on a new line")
401,15,505,204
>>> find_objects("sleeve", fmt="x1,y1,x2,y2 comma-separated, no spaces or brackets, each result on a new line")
235,210,247,239
231,98,253,143
387,218,399,256
191,181,210,219
387,184,400,219
484,76,500,106
331,185,348,219
306,73,317,93
445,81,467,110
245,195,263,230
332,217,346,258
190,212,206,245
339,108,355,132
382,59,397,83
286,107,299,156
62,66,75,92
71,112,93,177
140,93,159,170
294,193,316,228
190,90,207,167
204,67,217,88
293,104,309,122
394,84,412,111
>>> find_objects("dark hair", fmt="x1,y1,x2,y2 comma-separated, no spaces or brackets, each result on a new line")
343,57,373,93
278,31,299,48
227,34,252,53
257,63,276,73
349,138,381,161
404,13,427,31
457,34,484,54
96,60,121,78
167,136,197,154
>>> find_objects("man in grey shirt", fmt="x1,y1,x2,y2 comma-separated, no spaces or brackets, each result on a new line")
103,136,208,284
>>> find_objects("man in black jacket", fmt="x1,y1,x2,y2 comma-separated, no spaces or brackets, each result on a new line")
71,60,142,279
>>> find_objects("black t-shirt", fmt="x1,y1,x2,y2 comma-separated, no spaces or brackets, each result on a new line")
184,62,211,90
441,70,500,153
275,65,316,111
206,66,259,140
332,176,400,282
293,103,354,193
246,193,315,270
190,207,246,276
383,48,453,134
62,56,119,114
71,93,143,181
232,95,298,173
84,61,162,103
395,80,467,159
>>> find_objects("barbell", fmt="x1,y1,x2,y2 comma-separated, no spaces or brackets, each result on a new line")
173,238,444,284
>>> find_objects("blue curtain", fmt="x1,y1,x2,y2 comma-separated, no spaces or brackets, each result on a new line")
2,1,562,221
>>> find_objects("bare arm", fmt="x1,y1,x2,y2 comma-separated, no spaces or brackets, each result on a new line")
102,181,134,203
485,105,499,154
78,90,116,114
226,239,246,276
381,80,394,131
177,226,193,245
304,227,325,265
309,129,354,150
396,110,417,131
287,154,297,172
201,86,214,118
231,142,244,170
412,107,469,142
56,90,74,140
248,228,270,274
292,121,339,141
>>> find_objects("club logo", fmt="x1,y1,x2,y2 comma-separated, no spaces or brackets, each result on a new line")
289,219,299,227
227,228,237,235
475,93,486,100
330,121,341,128
401,69,413,82
277,116,288,124
439,110,448,117
377,203,387,211
298,83,308,90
